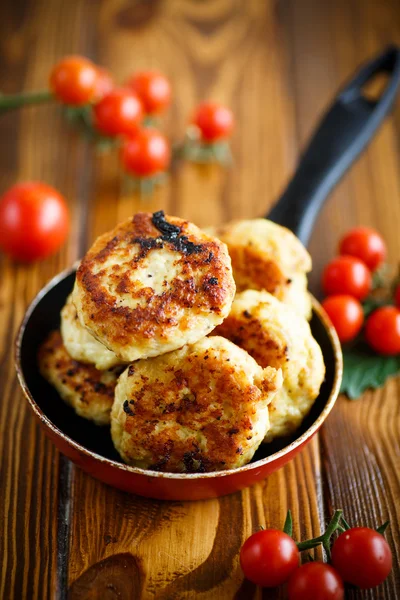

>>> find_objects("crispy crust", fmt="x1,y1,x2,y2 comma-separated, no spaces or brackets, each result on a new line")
73,212,235,362
213,290,325,442
111,336,282,473
38,330,119,425
226,244,287,293
207,219,312,318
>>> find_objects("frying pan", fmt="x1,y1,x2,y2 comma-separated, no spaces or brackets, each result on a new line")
15,46,400,501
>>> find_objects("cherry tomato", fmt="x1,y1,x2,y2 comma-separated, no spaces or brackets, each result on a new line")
193,102,234,142
321,295,364,343
127,71,171,114
332,527,392,589
121,128,170,177
339,227,386,271
240,529,299,588
394,284,400,309
93,88,143,137
0,182,69,262
93,67,114,102
288,562,344,600
365,306,400,355
50,55,99,106
322,255,372,300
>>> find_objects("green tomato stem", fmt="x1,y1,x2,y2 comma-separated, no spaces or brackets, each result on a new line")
296,509,343,559
376,521,390,535
340,515,351,531
322,510,343,560
293,510,390,564
296,537,325,551
0,90,54,113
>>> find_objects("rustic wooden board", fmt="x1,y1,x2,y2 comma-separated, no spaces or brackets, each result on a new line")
0,0,100,597
0,1,399,599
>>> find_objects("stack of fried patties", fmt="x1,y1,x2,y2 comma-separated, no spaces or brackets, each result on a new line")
38,211,325,473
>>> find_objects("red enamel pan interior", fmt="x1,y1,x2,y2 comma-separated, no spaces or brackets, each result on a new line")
15,266,342,502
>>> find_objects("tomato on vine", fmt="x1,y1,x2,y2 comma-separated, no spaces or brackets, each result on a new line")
193,102,234,142
394,284,400,309
93,88,143,137
238,510,392,595
121,128,170,177
321,295,364,343
365,306,400,355
127,71,171,114
93,67,114,102
332,527,392,589
239,529,299,588
339,226,386,271
288,562,344,600
322,255,372,300
0,182,69,262
50,56,99,106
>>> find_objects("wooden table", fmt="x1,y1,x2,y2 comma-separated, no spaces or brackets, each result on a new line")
1,1,399,598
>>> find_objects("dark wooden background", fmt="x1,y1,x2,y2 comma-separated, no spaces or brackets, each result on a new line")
0,1,399,598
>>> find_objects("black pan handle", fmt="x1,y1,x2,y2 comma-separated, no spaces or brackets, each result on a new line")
267,45,400,245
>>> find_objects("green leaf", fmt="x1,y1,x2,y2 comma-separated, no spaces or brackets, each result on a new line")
62,104,116,151
121,172,168,197
372,263,392,290
143,115,159,128
283,510,293,537
95,137,119,153
341,343,400,399
362,297,388,317
177,139,232,165
63,105,84,123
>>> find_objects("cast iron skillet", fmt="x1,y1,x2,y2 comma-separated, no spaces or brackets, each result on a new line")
15,47,400,501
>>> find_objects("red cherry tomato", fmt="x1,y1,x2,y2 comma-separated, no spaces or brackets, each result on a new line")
322,255,372,300
288,562,344,600
93,67,114,102
240,529,299,588
50,55,99,106
193,102,234,142
394,284,400,309
365,306,400,355
93,88,143,137
321,295,364,343
0,182,69,262
339,227,386,271
121,128,170,177
127,71,171,114
332,527,392,589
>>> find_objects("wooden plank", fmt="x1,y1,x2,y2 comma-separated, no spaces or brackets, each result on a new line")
1,0,399,598
284,0,400,597
68,442,323,600
0,1,99,598
66,2,324,598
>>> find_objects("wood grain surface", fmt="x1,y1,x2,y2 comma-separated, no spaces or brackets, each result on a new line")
0,1,399,599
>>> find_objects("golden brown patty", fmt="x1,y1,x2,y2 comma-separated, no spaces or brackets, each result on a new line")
73,211,236,362
213,290,325,442
38,330,119,425
61,294,123,370
111,336,282,473
207,219,312,318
